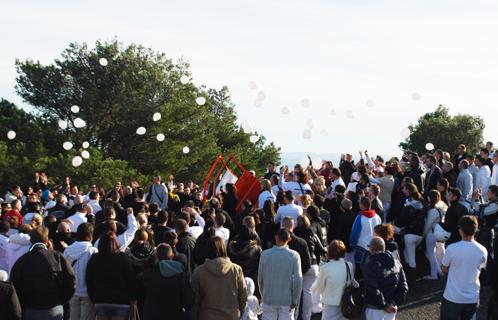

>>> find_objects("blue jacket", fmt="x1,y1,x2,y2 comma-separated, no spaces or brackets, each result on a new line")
364,251,408,309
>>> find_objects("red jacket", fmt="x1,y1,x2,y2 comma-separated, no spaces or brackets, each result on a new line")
2,209,23,224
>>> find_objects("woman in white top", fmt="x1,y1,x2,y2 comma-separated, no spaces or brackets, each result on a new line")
423,190,448,280
312,240,353,320
258,180,276,209
279,168,312,200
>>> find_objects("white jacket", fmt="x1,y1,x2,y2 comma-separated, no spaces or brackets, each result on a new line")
64,241,98,297
423,201,448,237
7,233,31,274
312,259,353,306
476,166,491,201
0,234,9,272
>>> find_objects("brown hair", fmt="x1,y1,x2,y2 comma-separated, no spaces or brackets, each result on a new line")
374,223,395,241
327,240,346,260
206,236,227,259
98,231,121,255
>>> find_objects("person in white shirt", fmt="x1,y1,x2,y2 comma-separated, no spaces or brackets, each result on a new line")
274,191,303,227
491,153,498,186
324,168,345,199
65,204,90,233
94,208,138,251
87,191,102,215
279,166,312,199
258,180,276,209
440,215,487,319
0,221,10,273
475,156,492,201
423,190,448,280
181,206,206,239
214,213,230,245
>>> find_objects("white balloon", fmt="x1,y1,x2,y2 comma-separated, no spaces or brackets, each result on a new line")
81,150,90,159
241,120,253,134
300,157,310,168
346,110,355,119
73,118,86,128
302,129,312,139
248,81,257,90
180,75,189,85
62,141,73,150
182,146,190,154
72,156,83,167
58,120,68,130
7,130,16,140
153,112,161,121
426,143,435,151
301,98,311,108
196,97,206,106
71,105,80,113
320,129,328,136
257,91,266,100
401,127,411,139
249,135,259,143
366,99,375,108
156,133,165,142
311,155,323,168
281,106,290,115
254,99,262,108
330,109,336,116
412,92,421,101
82,141,90,149
136,127,146,135
99,58,108,66
306,119,314,130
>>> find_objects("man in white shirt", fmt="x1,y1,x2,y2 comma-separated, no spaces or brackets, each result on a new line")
94,208,138,251
0,221,10,272
440,215,487,320
279,167,312,199
65,204,90,233
274,191,303,227
491,153,498,186
324,168,345,199
214,213,230,244
475,156,491,201
87,191,102,215
180,206,206,239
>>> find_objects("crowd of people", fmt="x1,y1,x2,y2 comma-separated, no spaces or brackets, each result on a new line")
0,141,497,320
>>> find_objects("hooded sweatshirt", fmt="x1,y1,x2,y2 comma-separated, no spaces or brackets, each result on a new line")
7,233,31,274
350,210,382,250
191,257,247,320
63,241,98,297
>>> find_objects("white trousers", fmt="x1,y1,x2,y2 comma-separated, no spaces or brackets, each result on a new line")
365,308,396,320
69,295,95,320
425,231,442,277
321,305,345,320
301,265,319,320
403,234,422,268
262,304,295,320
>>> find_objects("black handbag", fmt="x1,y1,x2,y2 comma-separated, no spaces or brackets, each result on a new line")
341,262,361,318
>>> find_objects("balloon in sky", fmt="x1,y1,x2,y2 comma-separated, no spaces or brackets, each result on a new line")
99,58,108,66
426,142,435,151
62,141,73,150
73,118,86,128
195,97,206,106
249,135,259,143
58,120,68,129
156,133,165,142
182,146,190,154
82,141,90,149
248,81,257,90
301,98,311,108
7,130,16,140
281,106,290,115
71,105,80,113
153,112,161,121
180,75,189,85
401,127,411,139
302,129,312,139
136,127,146,135
72,156,83,167
81,150,90,159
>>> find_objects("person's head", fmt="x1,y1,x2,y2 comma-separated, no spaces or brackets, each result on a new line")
442,162,453,173
403,183,421,201
215,213,226,228
153,175,161,184
175,219,189,234
242,215,256,231
76,223,94,242
313,194,324,208
263,200,276,220
11,199,21,211
284,190,294,204
296,172,308,184
327,240,346,261
268,162,276,172
374,223,395,241
98,231,120,254
206,236,227,259
281,216,294,232
225,183,237,196
156,243,174,261
103,207,116,220
0,221,10,235
448,187,462,202
57,194,67,205
434,149,444,161
457,144,466,155
480,148,490,160
306,205,320,221
88,184,98,193
57,221,71,234
369,236,386,255
486,141,494,151
426,155,437,169
163,230,178,247
427,189,441,208
487,185,498,202
359,197,371,211
436,178,449,193
157,210,169,225
475,155,485,168
300,194,312,209
275,229,291,246
19,224,32,234
89,191,99,201
368,185,380,199
29,226,49,245
340,198,353,211
458,215,478,238
31,213,43,228
296,215,310,229
459,159,469,171
331,168,341,180
260,179,272,192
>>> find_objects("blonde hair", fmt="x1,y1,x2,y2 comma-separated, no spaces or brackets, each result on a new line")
31,213,43,228
260,179,272,192
300,194,312,209
242,216,256,231
313,176,326,195
297,215,311,229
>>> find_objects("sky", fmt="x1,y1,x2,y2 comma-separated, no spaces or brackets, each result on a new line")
1,0,497,157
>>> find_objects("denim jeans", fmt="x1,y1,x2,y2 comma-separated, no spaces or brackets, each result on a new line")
23,305,64,320
440,298,477,320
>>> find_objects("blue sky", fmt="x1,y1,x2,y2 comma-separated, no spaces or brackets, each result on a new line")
1,0,497,157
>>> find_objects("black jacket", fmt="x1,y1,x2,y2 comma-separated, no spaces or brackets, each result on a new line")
339,160,356,185
0,281,21,320
442,201,469,245
177,232,197,275
228,239,262,281
405,167,424,194
364,251,408,309
86,252,137,304
289,233,312,274
294,227,327,265
334,210,356,251
137,261,194,320
10,245,76,310
395,200,425,236
425,166,443,194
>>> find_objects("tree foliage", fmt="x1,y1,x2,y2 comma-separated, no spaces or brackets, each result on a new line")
11,39,280,185
400,105,485,155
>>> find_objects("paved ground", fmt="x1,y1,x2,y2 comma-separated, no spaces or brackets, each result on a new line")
311,277,491,319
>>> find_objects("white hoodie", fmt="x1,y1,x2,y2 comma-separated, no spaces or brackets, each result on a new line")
7,233,31,274
64,241,98,297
